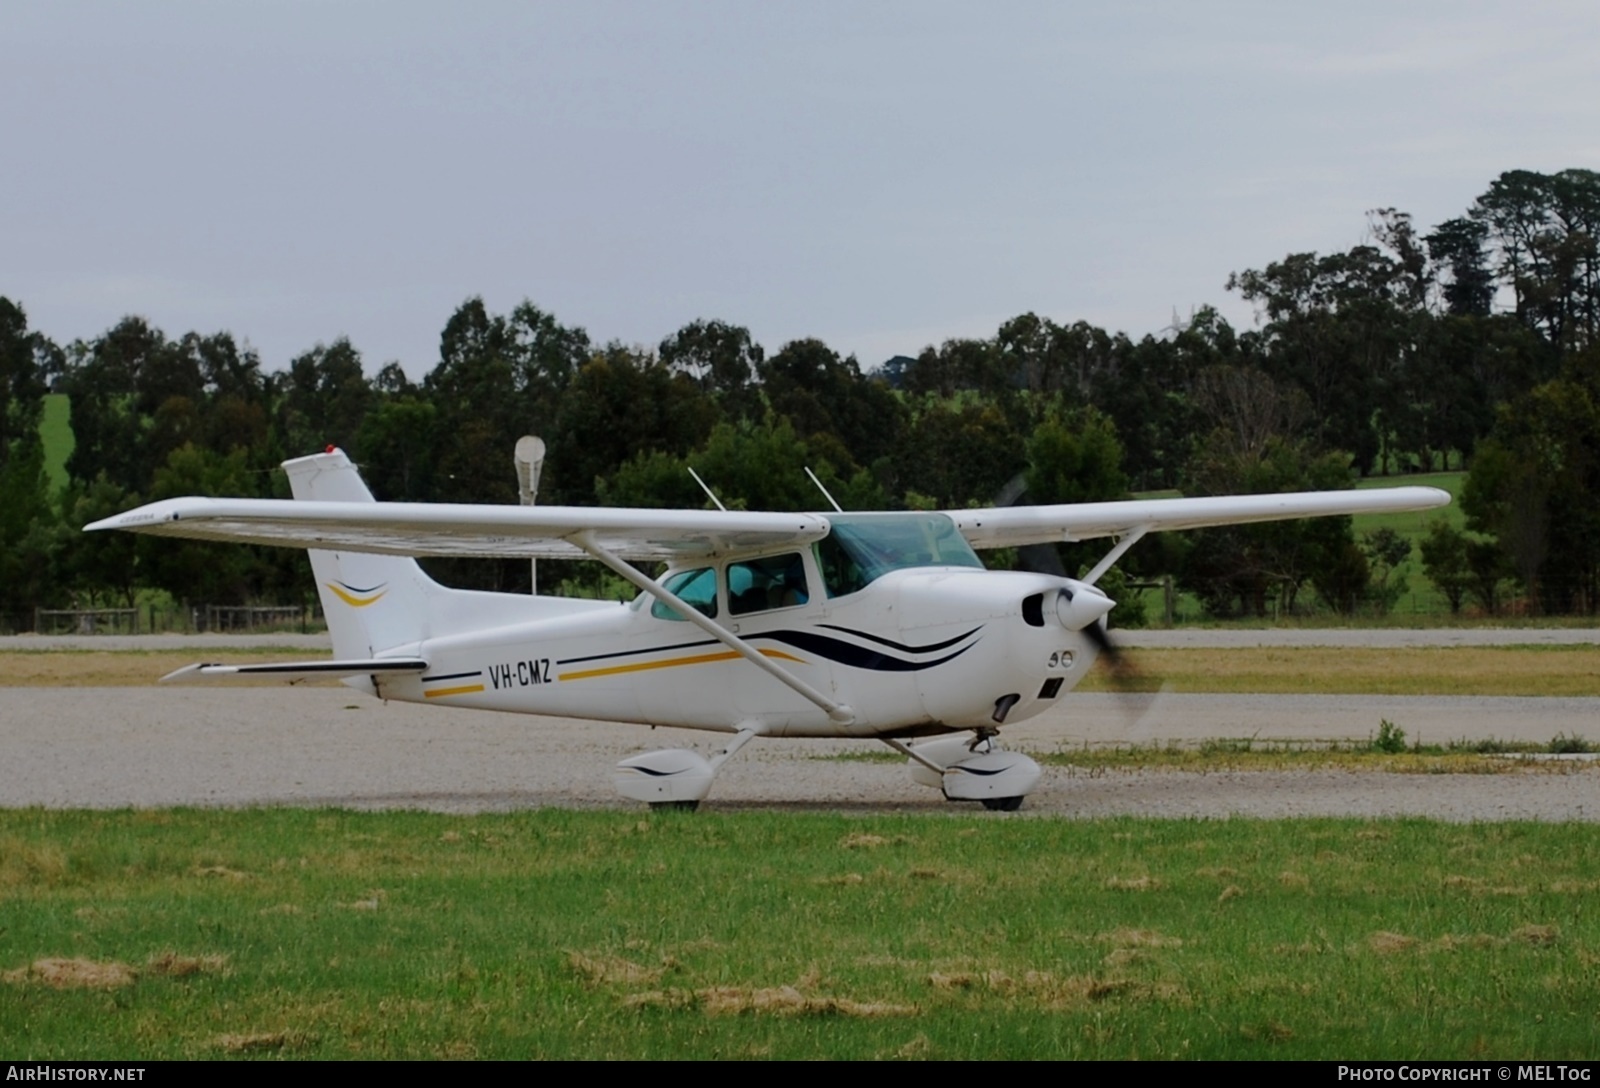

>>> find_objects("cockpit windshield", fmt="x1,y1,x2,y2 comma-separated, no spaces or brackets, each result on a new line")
814,513,983,598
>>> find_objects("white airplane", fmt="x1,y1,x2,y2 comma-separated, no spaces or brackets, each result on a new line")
89,449,1449,811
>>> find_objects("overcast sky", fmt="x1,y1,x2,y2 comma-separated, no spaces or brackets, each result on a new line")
7,1,1599,376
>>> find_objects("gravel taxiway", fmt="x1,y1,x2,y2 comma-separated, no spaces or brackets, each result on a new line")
4,678,1597,820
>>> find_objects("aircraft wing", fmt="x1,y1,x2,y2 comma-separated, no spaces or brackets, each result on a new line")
88,486,1448,560
947,486,1450,549
86,497,830,561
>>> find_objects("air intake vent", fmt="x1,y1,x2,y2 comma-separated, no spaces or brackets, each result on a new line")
1021,593,1045,626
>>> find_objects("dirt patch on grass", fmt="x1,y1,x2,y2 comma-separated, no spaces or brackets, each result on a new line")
1105,875,1163,891
3,957,137,989
568,951,665,987
1099,927,1183,949
212,1031,316,1053
1512,923,1560,946
625,984,915,1017
839,832,894,849
147,951,229,977
927,968,1184,1008
1433,934,1508,951
1368,931,1421,954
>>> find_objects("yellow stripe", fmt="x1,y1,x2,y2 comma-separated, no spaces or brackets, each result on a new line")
424,684,485,698
561,647,805,682
326,583,386,607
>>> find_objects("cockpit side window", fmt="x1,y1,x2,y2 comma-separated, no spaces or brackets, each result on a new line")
814,533,869,599
651,567,718,621
727,553,810,616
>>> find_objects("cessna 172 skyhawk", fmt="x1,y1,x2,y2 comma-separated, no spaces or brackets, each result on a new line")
89,449,1448,811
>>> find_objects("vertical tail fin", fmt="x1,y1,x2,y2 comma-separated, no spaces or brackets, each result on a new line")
283,449,438,657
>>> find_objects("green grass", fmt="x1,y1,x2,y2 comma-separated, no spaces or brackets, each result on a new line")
3,809,1598,1059
1354,470,1467,535
39,393,73,496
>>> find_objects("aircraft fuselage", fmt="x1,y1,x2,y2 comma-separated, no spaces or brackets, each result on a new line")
371,567,1100,738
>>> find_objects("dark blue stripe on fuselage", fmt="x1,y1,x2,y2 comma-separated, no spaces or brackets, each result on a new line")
817,624,980,655
754,629,977,672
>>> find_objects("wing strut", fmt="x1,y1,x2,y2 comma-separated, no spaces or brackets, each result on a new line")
570,532,856,725
1081,525,1151,587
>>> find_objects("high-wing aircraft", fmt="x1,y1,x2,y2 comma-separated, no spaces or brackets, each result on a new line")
89,449,1448,811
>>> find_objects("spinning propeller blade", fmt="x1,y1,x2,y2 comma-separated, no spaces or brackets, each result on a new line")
997,473,1140,687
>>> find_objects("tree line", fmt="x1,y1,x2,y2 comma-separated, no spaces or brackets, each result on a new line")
3,167,1599,624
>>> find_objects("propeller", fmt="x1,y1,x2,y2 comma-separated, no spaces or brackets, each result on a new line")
996,473,1140,687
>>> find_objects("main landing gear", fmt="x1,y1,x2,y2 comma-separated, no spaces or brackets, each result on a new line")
612,728,758,810
886,730,1042,812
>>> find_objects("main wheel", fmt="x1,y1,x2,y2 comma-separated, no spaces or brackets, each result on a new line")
981,796,1024,812
650,800,700,812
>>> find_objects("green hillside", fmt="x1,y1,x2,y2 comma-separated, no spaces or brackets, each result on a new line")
40,392,73,494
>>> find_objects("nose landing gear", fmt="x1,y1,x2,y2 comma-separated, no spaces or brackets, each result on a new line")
887,730,1041,812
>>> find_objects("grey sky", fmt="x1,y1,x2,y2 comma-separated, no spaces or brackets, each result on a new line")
7,2,1598,376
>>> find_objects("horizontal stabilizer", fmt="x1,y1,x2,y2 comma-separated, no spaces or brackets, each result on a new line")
159,658,430,684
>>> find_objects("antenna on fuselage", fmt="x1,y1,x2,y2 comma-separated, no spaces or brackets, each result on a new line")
687,466,728,511
804,466,843,512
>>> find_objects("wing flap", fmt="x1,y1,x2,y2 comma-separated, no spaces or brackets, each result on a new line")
949,486,1450,549
160,658,430,684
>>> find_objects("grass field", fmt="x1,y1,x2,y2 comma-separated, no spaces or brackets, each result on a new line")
2,809,1596,1060
1353,470,1467,535
4,634,1597,1059
5,643,1596,695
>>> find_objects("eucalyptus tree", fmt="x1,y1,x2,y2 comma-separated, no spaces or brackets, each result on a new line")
659,319,763,422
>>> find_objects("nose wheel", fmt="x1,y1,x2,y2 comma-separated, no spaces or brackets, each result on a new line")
888,734,1042,811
